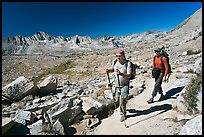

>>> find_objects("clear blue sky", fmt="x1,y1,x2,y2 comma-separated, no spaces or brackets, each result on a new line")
2,2,202,39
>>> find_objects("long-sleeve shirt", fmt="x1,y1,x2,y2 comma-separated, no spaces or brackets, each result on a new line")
152,56,169,78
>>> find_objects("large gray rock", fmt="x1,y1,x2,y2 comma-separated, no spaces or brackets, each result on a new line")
171,78,189,113
38,75,58,94
44,97,82,128
175,56,202,74
2,76,38,101
82,97,104,115
14,109,35,125
27,119,43,135
179,115,202,135
52,119,65,135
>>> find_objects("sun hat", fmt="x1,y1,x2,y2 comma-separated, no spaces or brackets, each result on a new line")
116,49,125,55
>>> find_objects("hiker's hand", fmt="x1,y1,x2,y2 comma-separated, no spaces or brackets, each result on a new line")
106,68,113,73
107,83,112,87
163,77,167,82
106,69,112,73
106,69,109,73
116,69,120,75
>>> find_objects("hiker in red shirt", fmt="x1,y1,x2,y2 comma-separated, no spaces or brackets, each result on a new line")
147,47,168,103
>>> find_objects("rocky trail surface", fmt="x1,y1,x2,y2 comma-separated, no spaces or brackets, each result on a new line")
90,72,194,135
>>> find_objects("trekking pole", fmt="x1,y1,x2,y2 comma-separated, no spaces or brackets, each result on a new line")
107,71,112,87
106,71,117,112
117,73,128,128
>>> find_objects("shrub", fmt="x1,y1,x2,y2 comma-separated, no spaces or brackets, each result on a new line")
32,60,74,84
183,74,202,113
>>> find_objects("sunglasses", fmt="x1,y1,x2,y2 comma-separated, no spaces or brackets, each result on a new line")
116,55,122,57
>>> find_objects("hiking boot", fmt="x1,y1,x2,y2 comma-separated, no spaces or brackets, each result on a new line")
147,97,154,104
158,95,165,101
120,115,126,122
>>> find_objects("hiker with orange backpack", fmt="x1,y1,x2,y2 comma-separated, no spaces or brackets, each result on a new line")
147,47,170,104
106,49,131,122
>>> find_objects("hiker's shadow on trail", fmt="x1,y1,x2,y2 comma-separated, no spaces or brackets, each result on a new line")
127,104,172,118
126,104,172,127
162,86,185,101
165,86,184,98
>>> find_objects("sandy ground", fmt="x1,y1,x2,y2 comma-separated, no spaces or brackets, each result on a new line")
92,73,186,135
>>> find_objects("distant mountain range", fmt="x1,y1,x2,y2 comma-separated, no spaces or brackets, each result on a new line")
2,7,202,56
2,30,166,55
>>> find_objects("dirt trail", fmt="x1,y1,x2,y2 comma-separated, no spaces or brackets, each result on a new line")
92,73,186,135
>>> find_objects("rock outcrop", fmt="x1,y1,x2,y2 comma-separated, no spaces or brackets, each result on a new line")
179,115,202,135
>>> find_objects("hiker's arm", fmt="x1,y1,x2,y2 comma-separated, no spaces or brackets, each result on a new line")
116,62,131,78
121,73,131,78
116,69,131,78
120,61,131,78
152,57,155,70
150,66,153,78
162,57,169,80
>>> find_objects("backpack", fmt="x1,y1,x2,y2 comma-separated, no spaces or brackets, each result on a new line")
113,59,136,80
153,47,172,75
129,61,136,80
160,47,172,75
